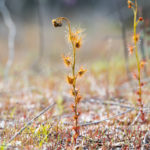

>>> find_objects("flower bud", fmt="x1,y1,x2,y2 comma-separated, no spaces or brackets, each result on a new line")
52,19,62,27
67,76,75,85
139,17,143,22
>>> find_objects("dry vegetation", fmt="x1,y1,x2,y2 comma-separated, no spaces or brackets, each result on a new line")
0,0,150,150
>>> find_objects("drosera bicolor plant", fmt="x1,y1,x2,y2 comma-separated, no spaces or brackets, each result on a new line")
52,17,86,143
127,0,146,122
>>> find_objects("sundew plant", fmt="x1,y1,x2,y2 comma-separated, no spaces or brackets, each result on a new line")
52,17,86,143
128,0,146,122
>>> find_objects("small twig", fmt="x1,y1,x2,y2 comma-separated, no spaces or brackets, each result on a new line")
143,130,150,143
82,98,133,109
82,98,149,111
141,130,150,150
79,108,134,127
7,102,55,144
127,106,150,130
64,108,134,127
127,111,141,130
62,94,134,109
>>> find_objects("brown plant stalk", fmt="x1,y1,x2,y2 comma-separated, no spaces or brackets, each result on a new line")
52,17,86,143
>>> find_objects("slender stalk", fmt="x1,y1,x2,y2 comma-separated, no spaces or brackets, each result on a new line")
132,0,145,121
72,44,78,128
52,17,86,143
57,17,79,138
7,102,55,145
133,3,141,99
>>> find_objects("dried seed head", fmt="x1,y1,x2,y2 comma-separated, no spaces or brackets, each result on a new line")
75,39,82,48
62,55,71,67
136,90,141,95
133,34,139,42
67,76,75,85
73,115,78,120
76,95,82,104
70,89,74,96
140,60,147,69
52,19,62,27
70,104,75,111
68,32,77,43
70,89,79,96
78,67,87,77
67,28,84,48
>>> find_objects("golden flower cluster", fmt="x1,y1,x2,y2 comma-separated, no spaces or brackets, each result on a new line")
68,29,84,49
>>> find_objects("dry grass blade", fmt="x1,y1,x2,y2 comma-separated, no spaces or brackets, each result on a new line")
7,102,56,145
79,108,134,127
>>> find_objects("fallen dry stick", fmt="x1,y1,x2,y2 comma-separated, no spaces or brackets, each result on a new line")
63,108,134,127
7,102,56,145
79,108,134,127
141,130,150,150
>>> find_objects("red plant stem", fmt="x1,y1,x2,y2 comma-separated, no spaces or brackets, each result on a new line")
133,0,145,121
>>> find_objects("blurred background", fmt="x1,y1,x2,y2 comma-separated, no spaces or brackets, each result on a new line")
0,0,150,84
